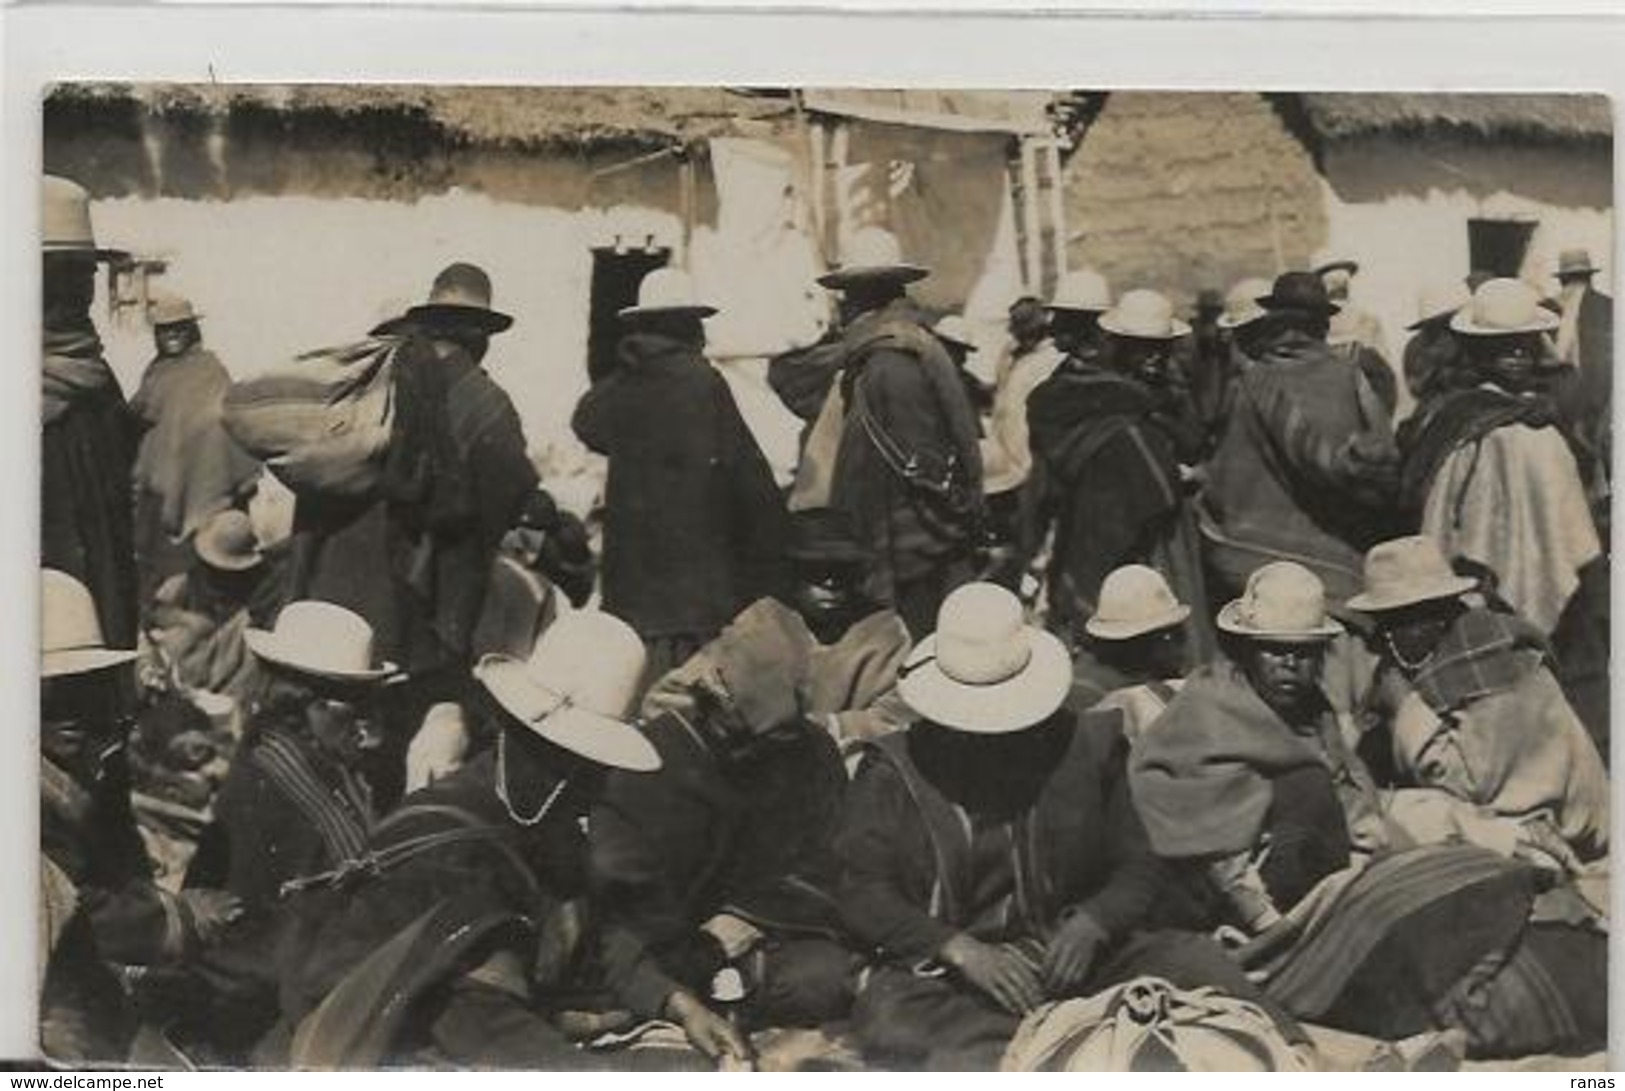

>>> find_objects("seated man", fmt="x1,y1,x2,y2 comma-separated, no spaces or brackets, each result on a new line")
1346,535,1608,871
590,599,859,1060
836,582,1298,1070
1130,562,1606,1057
266,612,668,1069
1069,564,1191,742
40,570,242,1062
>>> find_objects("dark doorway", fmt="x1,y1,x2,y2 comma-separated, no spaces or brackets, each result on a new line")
1467,218,1539,279
587,245,670,383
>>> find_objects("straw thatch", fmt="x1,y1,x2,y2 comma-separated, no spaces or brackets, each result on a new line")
1285,92,1612,146
45,83,791,151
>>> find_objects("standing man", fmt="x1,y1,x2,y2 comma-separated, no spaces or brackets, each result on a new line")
1550,248,1613,495
573,267,790,685
41,175,139,648
1198,272,1400,606
131,295,261,606
1027,289,1213,664
820,227,985,639
289,262,538,803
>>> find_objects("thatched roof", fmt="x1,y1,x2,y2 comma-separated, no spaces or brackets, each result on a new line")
1288,92,1612,145
45,83,793,150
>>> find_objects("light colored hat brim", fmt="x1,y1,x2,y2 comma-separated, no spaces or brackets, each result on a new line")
195,540,265,573
1085,603,1191,642
617,303,719,321
1098,314,1193,340
1216,310,1267,331
1558,263,1600,277
1216,601,1344,643
1314,260,1360,277
1048,302,1111,315
42,647,139,679
404,303,514,334
897,627,1073,734
244,629,399,683
1449,310,1559,336
475,656,660,772
1347,575,1477,614
817,264,930,289
1406,308,1461,332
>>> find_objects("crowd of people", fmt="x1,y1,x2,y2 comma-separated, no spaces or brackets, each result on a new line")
38,169,1611,1070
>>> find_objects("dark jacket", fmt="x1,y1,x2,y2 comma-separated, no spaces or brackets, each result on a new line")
573,332,790,640
589,710,848,1017
828,300,985,595
1199,332,1399,603
288,333,536,675
43,340,140,648
835,710,1163,965
1553,286,1613,479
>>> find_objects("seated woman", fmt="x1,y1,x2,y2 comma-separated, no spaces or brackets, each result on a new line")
836,582,1301,1070
1069,564,1191,742
1130,561,1606,1058
1347,535,1608,872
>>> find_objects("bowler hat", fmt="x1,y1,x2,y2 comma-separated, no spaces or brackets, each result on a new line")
1217,562,1344,643
193,509,265,573
1086,565,1191,642
786,508,872,564
1049,268,1113,314
1450,278,1558,337
150,295,201,328
1217,277,1273,331
246,601,399,683
1098,289,1191,340
1257,272,1342,317
1314,259,1360,278
1347,536,1476,614
933,314,979,353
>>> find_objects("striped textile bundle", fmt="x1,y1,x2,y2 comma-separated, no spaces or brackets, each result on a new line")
1246,844,1537,1040
222,337,398,497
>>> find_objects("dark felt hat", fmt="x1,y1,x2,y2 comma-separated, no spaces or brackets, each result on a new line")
1257,271,1342,317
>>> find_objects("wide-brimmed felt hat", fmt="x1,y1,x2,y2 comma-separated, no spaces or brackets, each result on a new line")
1048,268,1113,314
1099,289,1191,340
1314,259,1360,278
898,582,1072,734
1407,283,1470,331
246,601,398,683
933,314,978,352
1257,272,1341,317
42,176,127,262
150,295,202,328
1086,564,1191,641
399,263,513,334
1450,278,1557,337
1347,536,1477,614
42,569,138,679
1557,248,1600,279
193,509,265,573
1217,562,1344,643
786,508,872,565
475,611,658,772
618,267,718,321
817,227,929,289
1217,277,1273,331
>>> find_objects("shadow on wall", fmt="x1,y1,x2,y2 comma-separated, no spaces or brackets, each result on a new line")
1321,137,1613,211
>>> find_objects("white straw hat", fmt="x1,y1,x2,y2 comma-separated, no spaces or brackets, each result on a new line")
1098,289,1192,340
475,611,660,772
933,314,978,352
1347,536,1477,614
1451,278,1558,337
1086,565,1191,641
619,267,718,321
898,582,1073,734
42,176,126,261
41,569,138,679
1049,268,1113,314
817,227,929,289
245,601,398,683
1216,277,1273,331
1217,562,1344,643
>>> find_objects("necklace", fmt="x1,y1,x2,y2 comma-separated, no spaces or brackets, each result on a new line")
1385,633,1436,674
495,732,568,827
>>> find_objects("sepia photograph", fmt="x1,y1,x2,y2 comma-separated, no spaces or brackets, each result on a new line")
36,83,1611,1071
